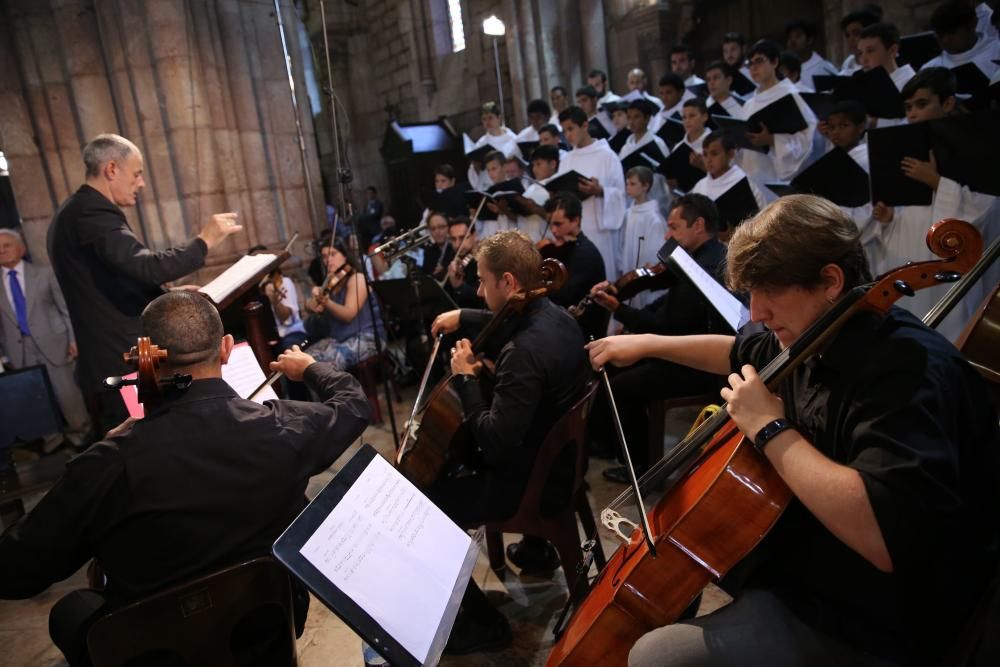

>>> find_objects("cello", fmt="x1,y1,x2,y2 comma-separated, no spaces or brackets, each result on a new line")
546,219,983,666
396,257,568,487
104,337,193,414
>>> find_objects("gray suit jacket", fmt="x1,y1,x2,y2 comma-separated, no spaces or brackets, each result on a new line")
0,262,75,368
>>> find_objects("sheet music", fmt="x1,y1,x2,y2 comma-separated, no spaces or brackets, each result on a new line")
299,455,472,664
118,342,276,418
223,342,278,402
669,245,750,332
198,253,277,304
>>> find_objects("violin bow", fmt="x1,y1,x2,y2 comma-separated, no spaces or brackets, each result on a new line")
437,194,487,288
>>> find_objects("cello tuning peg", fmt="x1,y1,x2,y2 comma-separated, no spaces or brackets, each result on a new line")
934,271,962,283
893,279,915,297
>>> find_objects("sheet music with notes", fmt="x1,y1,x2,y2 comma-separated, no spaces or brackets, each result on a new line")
669,245,750,332
198,253,277,304
119,342,277,418
297,454,473,665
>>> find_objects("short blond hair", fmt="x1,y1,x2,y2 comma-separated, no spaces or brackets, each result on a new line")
475,230,541,289
727,195,871,292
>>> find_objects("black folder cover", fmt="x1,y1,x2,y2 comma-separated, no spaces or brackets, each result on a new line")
714,178,761,229
662,143,707,192
544,170,595,200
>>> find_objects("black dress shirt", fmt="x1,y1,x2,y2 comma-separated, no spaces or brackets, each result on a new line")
732,307,1000,664
615,238,728,335
444,257,484,309
47,185,207,390
0,363,371,603
421,242,455,279
547,233,607,339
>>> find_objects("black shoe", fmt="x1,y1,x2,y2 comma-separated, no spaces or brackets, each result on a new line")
602,465,634,485
443,608,512,655
506,536,560,575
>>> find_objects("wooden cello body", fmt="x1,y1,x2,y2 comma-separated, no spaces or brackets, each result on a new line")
546,219,983,666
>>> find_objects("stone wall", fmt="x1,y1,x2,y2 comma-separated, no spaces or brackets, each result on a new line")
0,0,324,278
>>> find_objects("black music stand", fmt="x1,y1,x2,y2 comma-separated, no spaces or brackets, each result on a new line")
371,276,458,329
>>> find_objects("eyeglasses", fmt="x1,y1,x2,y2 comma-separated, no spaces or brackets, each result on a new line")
746,57,770,67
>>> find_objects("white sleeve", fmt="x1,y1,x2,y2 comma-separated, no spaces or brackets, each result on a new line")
597,155,627,232
932,177,997,227
770,96,818,180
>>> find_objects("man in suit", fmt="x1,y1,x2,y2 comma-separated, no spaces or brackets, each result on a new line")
0,228,89,449
47,133,242,429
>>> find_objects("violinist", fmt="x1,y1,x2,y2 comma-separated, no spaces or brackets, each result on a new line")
304,243,383,371
419,211,454,281
542,192,607,339
262,268,307,353
428,230,589,655
590,193,728,483
588,195,1000,666
0,291,371,666
443,216,484,308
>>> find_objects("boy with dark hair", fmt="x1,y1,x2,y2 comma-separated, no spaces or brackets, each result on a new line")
549,85,569,121
922,0,999,96
839,7,882,74
871,67,996,339
737,39,818,201
778,50,812,92
704,60,745,118
721,31,753,84
858,22,914,126
515,98,553,151
618,99,671,216
576,85,612,139
691,131,766,233
650,73,694,135
785,18,838,89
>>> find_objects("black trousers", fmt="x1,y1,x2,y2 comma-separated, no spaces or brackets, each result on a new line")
589,358,721,474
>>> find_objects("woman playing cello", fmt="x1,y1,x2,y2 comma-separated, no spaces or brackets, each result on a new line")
580,195,1000,666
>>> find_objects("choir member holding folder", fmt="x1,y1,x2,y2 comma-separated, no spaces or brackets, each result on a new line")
727,39,817,201
705,61,746,118
514,98,551,160
869,67,998,341
554,106,628,278
691,131,765,235
649,73,695,138
921,0,999,107
465,102,519,191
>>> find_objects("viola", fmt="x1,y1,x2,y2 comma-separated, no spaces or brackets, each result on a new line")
546,219,982,666
396,257,569,487
568,262,671,318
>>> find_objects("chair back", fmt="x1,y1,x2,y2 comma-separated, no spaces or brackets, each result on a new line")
87,557,298,667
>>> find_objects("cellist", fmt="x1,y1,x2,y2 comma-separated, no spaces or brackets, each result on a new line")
429,230,590,655
587,195,1000,666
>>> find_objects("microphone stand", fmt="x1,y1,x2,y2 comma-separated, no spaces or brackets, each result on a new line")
318,0,399,444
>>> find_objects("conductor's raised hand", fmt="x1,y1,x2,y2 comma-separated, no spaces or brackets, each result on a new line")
586,335,646,371
198,212,243,249
431,309,461,337
270,345,316,382
719,364,784,440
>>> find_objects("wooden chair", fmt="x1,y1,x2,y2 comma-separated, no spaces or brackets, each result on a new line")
472,382,607,604
87,557,298,667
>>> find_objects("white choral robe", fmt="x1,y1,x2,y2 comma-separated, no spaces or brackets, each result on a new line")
467,129,518,191
691,164,766,210
557,139,628,279
620,199,669,311
649,90,695,134
799,51,839,91
872,178,996,342
712,95,745,119
839,53,861,76
681,128,709,155
619,132,673,220
685,74,706,87
922,33,1000,80
736,79,817,202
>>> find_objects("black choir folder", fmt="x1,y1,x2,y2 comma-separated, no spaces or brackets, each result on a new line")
767,147,870,208
711,93,809,154
544,170,595,200
273,445,480,667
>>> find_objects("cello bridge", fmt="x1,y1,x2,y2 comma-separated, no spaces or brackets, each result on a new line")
601,509,638,545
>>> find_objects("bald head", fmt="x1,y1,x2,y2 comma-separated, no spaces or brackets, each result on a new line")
141,292,225,369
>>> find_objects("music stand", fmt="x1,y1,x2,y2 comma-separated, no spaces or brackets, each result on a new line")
0,365,63,471
371,276,458,326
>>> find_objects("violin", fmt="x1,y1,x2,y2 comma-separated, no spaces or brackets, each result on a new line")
320,262,354,297
546,219,982,666
569,262,670,318
396,257,569,487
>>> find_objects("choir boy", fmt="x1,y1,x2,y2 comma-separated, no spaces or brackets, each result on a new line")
621,166,668,310
691,131,766,233
737,40,818,201
871,67,996,339
557,106,628,279
705,61,746,117
650,73,694,134
671,44,705,87
839,7,882,74
785,19,839,90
